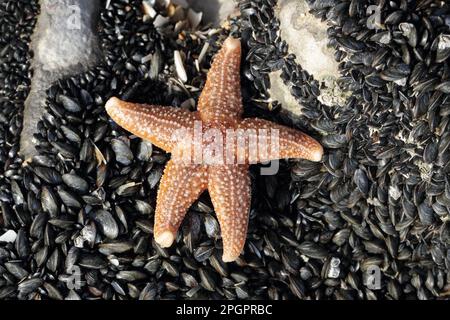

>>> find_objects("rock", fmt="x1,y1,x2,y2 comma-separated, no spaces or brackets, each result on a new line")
21,0,101,158
187,0,238,26
278,0,339,83
270,70,303,113
269,0,349,114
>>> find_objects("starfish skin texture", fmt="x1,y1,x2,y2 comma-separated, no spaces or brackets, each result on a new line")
105,37,324,262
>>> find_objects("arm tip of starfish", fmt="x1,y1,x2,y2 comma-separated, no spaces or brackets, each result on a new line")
155,230,175,248
311,144,324,162
105,96,121,115
222,252,239,263
223,37,241,52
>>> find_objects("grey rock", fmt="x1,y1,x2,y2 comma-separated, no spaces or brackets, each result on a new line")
187,0,238,26
21,0,101,158
269,0,349,113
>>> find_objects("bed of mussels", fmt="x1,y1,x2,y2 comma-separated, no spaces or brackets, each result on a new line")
0,0,449,300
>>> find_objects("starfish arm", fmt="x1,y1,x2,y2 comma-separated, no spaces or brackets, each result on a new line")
208,164,251,262
105,97,200,153
237,118,324,163
153,160,208,247
198,37,243,126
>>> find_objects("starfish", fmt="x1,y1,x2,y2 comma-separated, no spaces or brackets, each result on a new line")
105,37,323,262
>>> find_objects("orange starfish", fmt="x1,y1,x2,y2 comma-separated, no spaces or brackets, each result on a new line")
105,37,323,262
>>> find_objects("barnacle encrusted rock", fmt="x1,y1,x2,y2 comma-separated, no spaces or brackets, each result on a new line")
269,0,350,113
